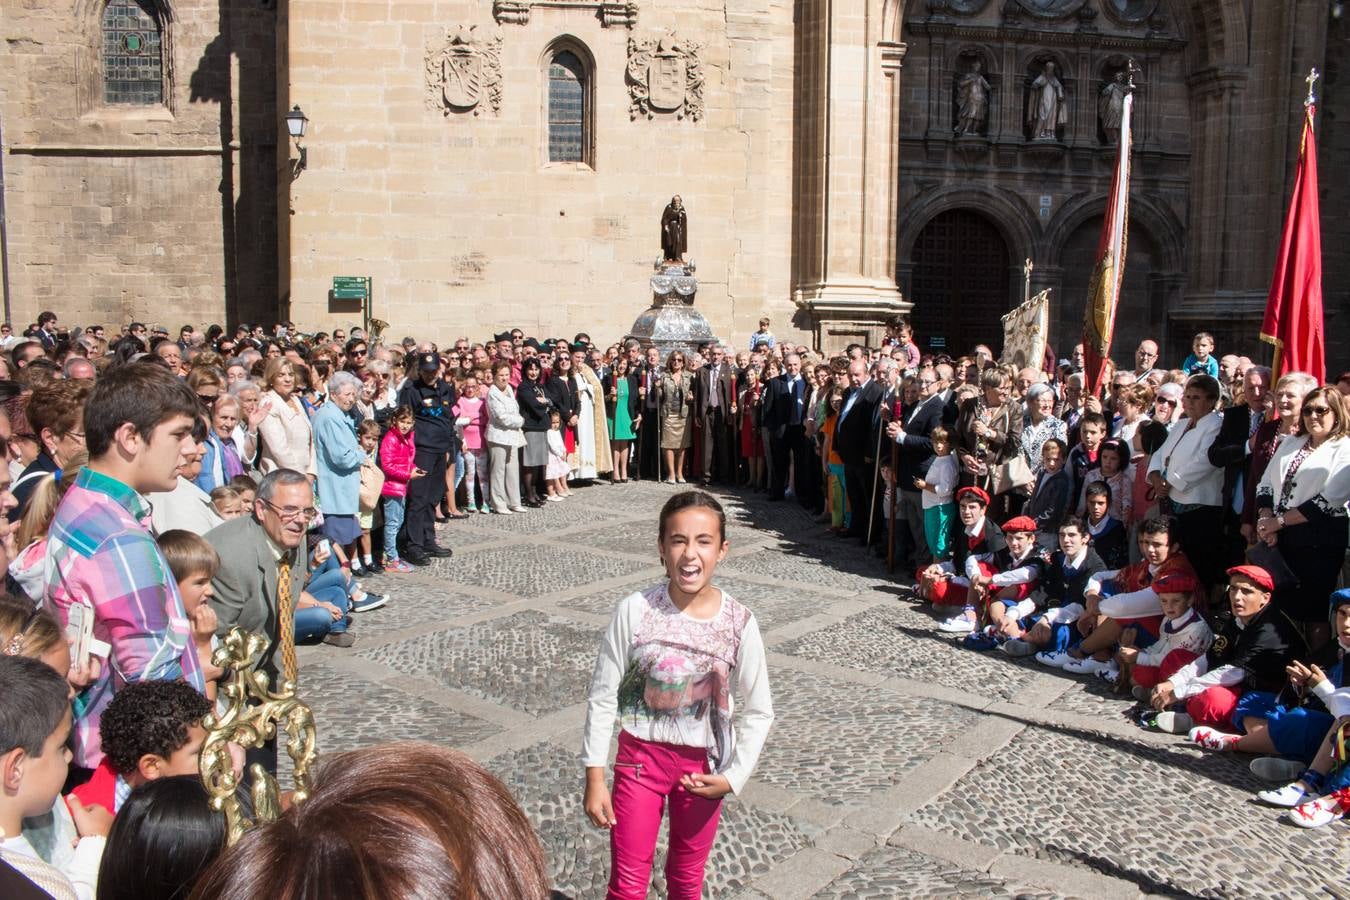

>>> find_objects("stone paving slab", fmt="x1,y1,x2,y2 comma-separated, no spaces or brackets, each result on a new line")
431,543,653,598
358,609,599,717
342,580,504,642
813,845,1074,899
910,723,1348,898
719,544,889,594
777,604,1039,701
444,496,626,536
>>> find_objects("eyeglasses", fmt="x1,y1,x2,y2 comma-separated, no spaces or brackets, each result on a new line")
351,348,368,357
1156,398,1178,407
260,499,317,521
1302,405,1332,418
197,393,219,406
60,430,86,442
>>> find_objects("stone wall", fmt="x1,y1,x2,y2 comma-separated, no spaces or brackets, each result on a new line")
283,0,798,349
0,0,278,331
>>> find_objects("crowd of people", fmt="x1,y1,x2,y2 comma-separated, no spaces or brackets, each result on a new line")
0,308,1347,899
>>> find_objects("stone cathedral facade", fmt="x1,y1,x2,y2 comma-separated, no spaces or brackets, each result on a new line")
1,0,1347,367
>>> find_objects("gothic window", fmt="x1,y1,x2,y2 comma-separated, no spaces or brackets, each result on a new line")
103,0,164,105
547,50,588,164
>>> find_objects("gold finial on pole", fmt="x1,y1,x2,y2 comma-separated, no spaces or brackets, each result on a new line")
1023,258,1034,305
1306,67,1320,108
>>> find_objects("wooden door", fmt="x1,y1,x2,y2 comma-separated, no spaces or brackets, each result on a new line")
909,209,1011,356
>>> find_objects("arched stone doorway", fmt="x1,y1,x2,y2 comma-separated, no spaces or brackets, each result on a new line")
1057,217,1161,363
909,209,1011,355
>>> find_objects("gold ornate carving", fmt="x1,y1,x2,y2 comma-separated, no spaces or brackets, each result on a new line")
425,26,503,117
198,628,318,845
626,34,703,122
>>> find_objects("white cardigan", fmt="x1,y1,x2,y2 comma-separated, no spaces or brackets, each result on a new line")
1146,411,1223,506
1256,434,1350,518
485,385,526,447
257,390,317,476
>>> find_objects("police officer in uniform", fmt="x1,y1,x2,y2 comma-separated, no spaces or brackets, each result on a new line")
397,352,457,565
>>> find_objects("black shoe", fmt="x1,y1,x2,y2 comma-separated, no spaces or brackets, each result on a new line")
365,558,384,575
323,631,356,648
428,546,453,559
404,550,432,566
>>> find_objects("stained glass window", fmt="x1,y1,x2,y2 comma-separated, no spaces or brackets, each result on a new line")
547,52,586,164
103,0,164,105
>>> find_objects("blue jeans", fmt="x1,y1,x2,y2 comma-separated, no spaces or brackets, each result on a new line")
382,496,405,560
295,554,351,642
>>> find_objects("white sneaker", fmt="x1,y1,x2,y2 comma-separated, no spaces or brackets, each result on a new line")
1035,649,1074,668
494,508,513,516
937,614,976,634
1258,781,1319,808
1153,711,1194,734
509,506,527,513
1250,757,1307,784
1002,639,1037,658
1187,726,1240,751
547,495,565,502
1062,656,1113,677
1097,662,1121,684
1287,793,1346,829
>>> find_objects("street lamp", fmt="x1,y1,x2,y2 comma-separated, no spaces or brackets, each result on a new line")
286,104,309,176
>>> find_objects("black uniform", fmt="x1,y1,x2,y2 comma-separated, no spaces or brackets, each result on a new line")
397,356,457,559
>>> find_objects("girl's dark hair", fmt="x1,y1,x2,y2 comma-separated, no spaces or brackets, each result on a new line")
1136,419,1169,455
1098,438,1128,468
658,490,727,543
188,742,552,900
99,776,226,900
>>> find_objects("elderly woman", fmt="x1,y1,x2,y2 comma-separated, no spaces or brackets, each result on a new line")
257,358,316,476
954,367,1024,516
1020,382,1067,479
485,360,525,514
1255,386,1350,650
1116,382,1154,452
1146,374,1225,588
1241,372,1318,543
226,379,267,472
1150,381,1183,430
313,371,367,555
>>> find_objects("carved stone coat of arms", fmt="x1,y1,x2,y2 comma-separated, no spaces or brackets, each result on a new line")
627,35,704,121
426,26,502,116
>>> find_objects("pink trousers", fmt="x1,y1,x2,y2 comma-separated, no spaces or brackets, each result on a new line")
607,730,724,900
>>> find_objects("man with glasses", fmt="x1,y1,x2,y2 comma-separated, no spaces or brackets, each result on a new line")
887,365,946,571
1133,340,1159,382
344,339,370,377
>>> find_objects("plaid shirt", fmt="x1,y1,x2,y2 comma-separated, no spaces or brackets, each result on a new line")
44,468,205,768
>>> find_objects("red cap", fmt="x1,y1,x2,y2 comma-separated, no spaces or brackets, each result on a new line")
956,486,991,506
1153,571,1198,595
1226,565,1274,592
1001,515,1037,534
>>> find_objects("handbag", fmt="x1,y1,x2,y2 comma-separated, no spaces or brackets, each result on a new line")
993,454,1035,494
1245,541,1298,593
358,461,385,513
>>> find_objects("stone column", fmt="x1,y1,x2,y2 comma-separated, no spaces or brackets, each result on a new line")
793,0,910,351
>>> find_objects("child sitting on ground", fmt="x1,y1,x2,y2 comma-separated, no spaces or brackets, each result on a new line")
1004,517,1106,659
1083,481,1129,568
917,487,1006,626
961,516,1046,649
1117,570,1212,698
1024,438,1073,550
0,655,109,900
67,679,211,819
915,425,956,561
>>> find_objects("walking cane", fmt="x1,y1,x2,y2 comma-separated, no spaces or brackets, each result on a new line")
886,438,899,573
865,387,894,548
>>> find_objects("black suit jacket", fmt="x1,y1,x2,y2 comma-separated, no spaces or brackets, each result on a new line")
836,380,884,467
894,393,945,490
1207,402,1259,511
763,374,807,431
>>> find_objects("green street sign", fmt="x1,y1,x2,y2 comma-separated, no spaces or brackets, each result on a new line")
332,276,369,300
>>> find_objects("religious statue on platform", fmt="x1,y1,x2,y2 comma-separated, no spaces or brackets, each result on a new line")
1027,60,1067,141
661,195,688,263
1099,69,1129,145
954,60,991,135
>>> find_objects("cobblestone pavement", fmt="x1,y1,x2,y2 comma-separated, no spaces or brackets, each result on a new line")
293,481,1348,899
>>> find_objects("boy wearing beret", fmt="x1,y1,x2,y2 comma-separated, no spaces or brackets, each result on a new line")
916,487,1006,631
961,515,1046,648
1149,565,1304,734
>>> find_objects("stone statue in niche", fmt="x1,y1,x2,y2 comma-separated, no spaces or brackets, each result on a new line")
954,59,992,135
661,195,687,262
1099,69,1129,144
1026,60,1066,141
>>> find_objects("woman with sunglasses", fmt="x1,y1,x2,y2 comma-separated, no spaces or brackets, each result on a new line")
1240,372,1317,545
658,351,695,483
1255,386,1350,651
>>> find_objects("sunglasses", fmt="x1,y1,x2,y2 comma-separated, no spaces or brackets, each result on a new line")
1156,397,1178,406
1302,405,1332,417
197,393,219,406
351,348,368,356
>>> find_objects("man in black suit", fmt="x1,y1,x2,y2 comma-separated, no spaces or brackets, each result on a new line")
695,343,738,484
836,359,884,541
1206,365,1270,560
887,365,947,569
763,352,809,501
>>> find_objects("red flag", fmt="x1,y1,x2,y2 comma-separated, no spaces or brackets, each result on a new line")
1261,101,1325,384
1082,88,1133,396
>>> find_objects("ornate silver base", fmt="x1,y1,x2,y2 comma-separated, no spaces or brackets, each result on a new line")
625,263,720,359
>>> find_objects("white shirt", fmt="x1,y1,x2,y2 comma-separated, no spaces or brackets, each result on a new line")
1147,411,1223,506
